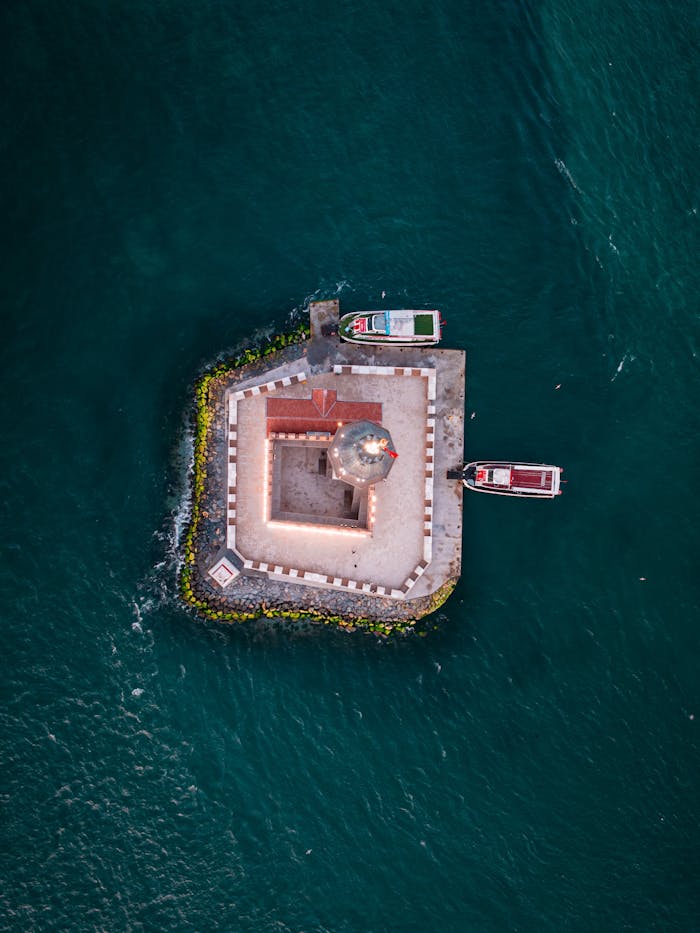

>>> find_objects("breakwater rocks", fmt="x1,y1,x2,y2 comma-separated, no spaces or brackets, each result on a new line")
178,321,458,636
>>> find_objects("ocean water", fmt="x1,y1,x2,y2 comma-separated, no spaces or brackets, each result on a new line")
1,1,699,929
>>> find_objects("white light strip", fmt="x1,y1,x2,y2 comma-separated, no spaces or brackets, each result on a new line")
262,438,270,521
267,521,369,537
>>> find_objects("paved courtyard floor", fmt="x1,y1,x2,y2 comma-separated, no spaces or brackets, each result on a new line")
235,370,428,591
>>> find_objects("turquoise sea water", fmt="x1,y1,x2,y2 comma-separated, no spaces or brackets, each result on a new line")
1,1,699,929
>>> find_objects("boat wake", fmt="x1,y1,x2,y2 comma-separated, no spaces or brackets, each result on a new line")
555,157,583,195
611,352,635,381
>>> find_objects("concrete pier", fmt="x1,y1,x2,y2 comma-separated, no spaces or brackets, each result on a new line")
190,300,465,627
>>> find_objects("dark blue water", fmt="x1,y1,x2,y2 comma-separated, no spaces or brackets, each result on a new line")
2,2,699,929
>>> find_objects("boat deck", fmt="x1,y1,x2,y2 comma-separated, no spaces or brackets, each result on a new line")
511,467,555,492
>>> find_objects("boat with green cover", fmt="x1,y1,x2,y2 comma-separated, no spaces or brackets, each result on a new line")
339,309,443,346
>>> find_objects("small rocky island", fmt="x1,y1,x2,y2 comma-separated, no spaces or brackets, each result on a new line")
180,300,466,634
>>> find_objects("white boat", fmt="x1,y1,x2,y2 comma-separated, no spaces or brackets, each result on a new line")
462,461,562,498
339,309,442,346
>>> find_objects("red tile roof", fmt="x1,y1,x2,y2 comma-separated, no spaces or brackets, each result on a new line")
266,390,382,435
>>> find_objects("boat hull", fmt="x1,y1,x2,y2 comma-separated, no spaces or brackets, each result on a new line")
462,461,562,498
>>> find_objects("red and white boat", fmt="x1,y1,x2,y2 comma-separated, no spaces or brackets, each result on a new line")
462,461,562,498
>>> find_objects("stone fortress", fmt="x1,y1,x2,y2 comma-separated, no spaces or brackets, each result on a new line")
188,300,465,629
